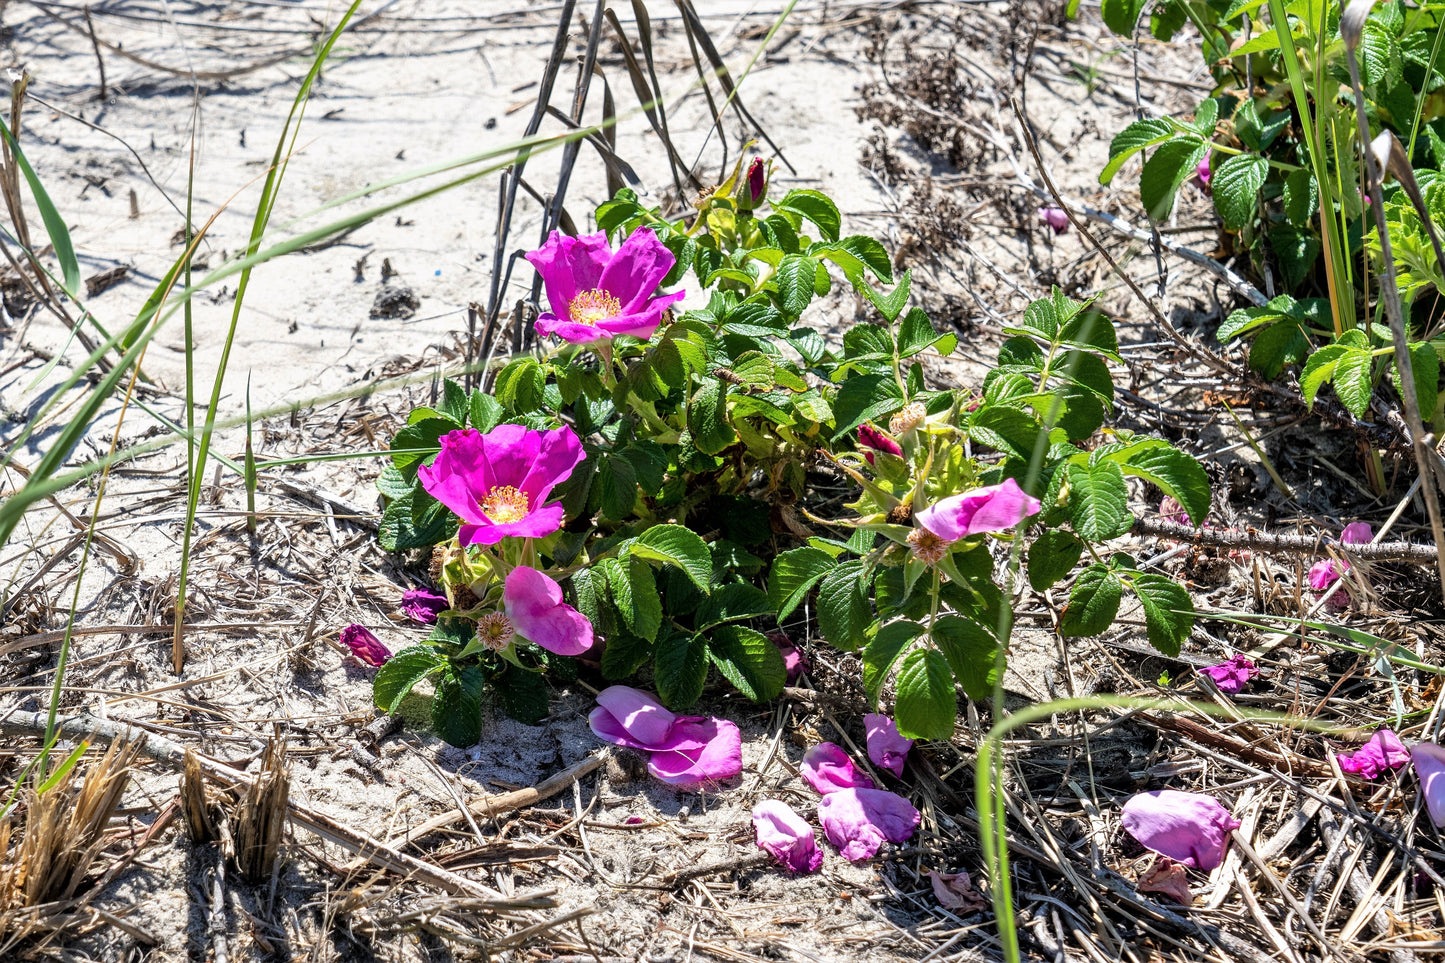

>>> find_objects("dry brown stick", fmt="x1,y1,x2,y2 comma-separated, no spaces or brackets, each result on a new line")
1137,710,1335,779
661,852,772,889
1132,517,1439,564
0,710,506,900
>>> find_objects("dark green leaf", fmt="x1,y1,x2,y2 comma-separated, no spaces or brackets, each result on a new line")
1115,444,1211,526
817,560,871,652
379,491,458,551
431,664,484,747
595,454,639,522
707,625,787,701
688,379,737,455
694,583,773,631
1282,168,1318,226
496,665,550,725
654,632,709,709
1067,460,1132,540
775,254,820,316
1101,118,1176,183
373,647,445,712
831,373,904,442
1130,574,1195,656
1028,530,1084,591
932,615,1002,701
894,648,956,740
863,619,924,705
1060,564,1124,637
1140,138,1207,222
767,546,836,621
1211,153,1267,231
778,189,841,241
600,630,653,680
633,524,714,593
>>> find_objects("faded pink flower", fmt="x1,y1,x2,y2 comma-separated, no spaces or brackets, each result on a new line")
801,742,875,794
1121,790,1240,871
503,566,592,656
1158,496,1189,526
927,870,987,911
857,423,902,465
1198,655,1256,695
1137,855,1193,905
768,631,808,683
341,624,391,668
864,714,912,778
588,686,743,786
401,587,448,624
818,787,920,861
751,800,822,873
1038,206,1069,234
1412,742,1445,827
527,227,685,344
418,424,584,546
589,686,690,750
915,478,1041,543
1338,728,1409,779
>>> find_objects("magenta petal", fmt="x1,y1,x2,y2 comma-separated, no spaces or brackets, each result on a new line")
593,685,677,747
647,718,742,786
858,424,903,460
1198,655,1256,695
801,743,875,794
401,588,449,625
418,428,488,524
915,479,1041,542
817,788,920,862
768,631,808,683
864,714,913,778
517,426,586,504
525,230,611,319
1338,728,1410,779
1038,206,1069,234
598,226,676,314
1120,790,1240,871
504,566,592,656
751,800,822,873
1342,522,1373,545
1308,558,1344,591
341,624,391,668
1412,742,1445,827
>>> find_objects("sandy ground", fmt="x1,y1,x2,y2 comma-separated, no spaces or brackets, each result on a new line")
0,1,1249,960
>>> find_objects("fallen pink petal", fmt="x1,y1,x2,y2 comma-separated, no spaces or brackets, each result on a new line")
503,566,593,656
1198,655,1256,695
1342,522,1374,545
1121,789,1240,871
915,478,1041,544
818,787,921,861
400,587,448,624
1158,495,1190,526
527,226,686,344
589,685,687,750
1412,742,1445,827
864,713,912,778
927,870,987,911
768,631,809,683
1136,855,1193,905
1038,206,1069,234
1338,728,1410,779
1309,558,1345,591
341,624,391,668
801,742,875,794
647,717,743,786
751,800,822,874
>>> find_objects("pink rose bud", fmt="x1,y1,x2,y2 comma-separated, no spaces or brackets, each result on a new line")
1337,728,1409,779
857,423,902,465
746,156,766,204
801,742,875,794
864,714,912,778
1121,789,1240,871
1038,206,1069,235
751,800,822,873
817,787,920,861
341,624,391,668
1198,655,1256,695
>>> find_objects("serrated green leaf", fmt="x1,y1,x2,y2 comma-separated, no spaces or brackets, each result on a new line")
817,560,871,651
775,254,820,316
1028,530,1085,591
1101,118,1176,184
707,625,787,701
431,664,484,747
1282,168,1318,226
688,379,737,455
1300,343,1351,408
1060,565,1124,637
605,556,663,643
1140,138,1207,222
1392,341,1439,418
654,633,709,709
1333,346,1375,417
831,373,905,442
860,269,911,322
633,525,714,593
1211,153,1267,231
595,454,638,522
600,630,653,680
1248,318,1310,379
931,615,1002,701
390,417,454,473
1269,227,1320,291
1129,573,1194,656
1115,445,1211,526
898,307,948,358
778,189,841,241
863,619,924,705
694,583,773,631
373,647,445,712
494,357,545,412
496,664,550,725
767,546,836,621
379,491,458,551
969,405,1044,461
894,648,956,740
1067,460,1132,540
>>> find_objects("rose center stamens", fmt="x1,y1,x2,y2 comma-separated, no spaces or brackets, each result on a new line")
907,528,949,565
477,613,515,652
480,485,530,524
569,288,623,326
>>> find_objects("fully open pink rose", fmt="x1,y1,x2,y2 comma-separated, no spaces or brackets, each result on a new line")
341,624,391,668
818,787,920,861
915,479,1041,543
419,424,584,546
1412,742,1445,827
751,800,822,873
1338,728,1409,779
864,714,912,778
1121,790,1240,871
527,227,685,344
588,686,742,786
503,566,592,656
801,742,875,794
401,587,448,625
1198,655,1256,695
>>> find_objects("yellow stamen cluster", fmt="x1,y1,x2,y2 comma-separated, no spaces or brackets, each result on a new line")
890,402,927,435
480,485,530,523
569,288,623,326
907,527,949,565
477,613,515,652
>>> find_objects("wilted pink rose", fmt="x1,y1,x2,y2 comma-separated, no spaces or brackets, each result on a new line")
1137,855,1193,905
419,425,584,546
341,624,391,668
801,742,875,794
768,631,808,683
1121,790,1240,871
1195,156,1212,194
927,870,987,911
1338,728,1409,779
1412,742,1445,827
915,479,1041,543
401,587,448,624
751,800,822,873
648,717,742,786
1038,206,1069,235
527,227,685,344
864,714,912,778
1198,655,1256,695
502,566,592,656
857,423,902,465
818,787,920,861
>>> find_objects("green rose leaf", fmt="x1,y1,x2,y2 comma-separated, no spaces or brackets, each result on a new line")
633,524,714,594
1027,530,1085,591
1067,460,1132,540
373,647,445,712
1211,153,1268,231
893,648,956,741
496,664,550,725
688,379,737,455
931,615,1002,702
1113,444,1211,526
430,664,484,748
767,546,837,621
1130,573,1195,656
654,632,709,710
863,619,925,706
1139,137,1207,222
1060,564,1124,637
707,625,787,702
817,560,872,652
777,189,841,241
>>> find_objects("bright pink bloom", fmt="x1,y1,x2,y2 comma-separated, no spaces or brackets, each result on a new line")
418,425,584,546
801,742,875,794
527,227,685,344
341,624,391,668
588,686,742,786
768,631,808,683
1198,655,1256,695
1412,742,1445,827
1309,559,1345,591
864,714,912,778
818,787,920,861
401,587,448,624
1038,206,1069,234
915,478,1041,543
1338,728,1409,779
751,800,822,873
1121,790,1240,871
746,157,767,205
503,566,592,656
857,424,902,465
1308,525,1370,607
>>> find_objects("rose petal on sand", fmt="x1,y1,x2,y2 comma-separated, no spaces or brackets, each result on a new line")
818,787,921,862
1121,789,1240,871
927,870,987,911
1198,655,1257,695
801,742,875,794
751,800,822,873
647,717,743,786
864,714,912,778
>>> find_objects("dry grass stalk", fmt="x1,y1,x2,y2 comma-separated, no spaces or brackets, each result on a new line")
233,735,288,883
179,747,222,844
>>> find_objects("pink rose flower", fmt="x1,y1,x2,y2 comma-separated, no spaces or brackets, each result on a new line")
1412,742,1445,827
341,624,391,668
864,713,912,778
401,587,448,624
915,478,1042,543
857,423,902,465
1121,790,1240,871
588,685,743,786
526,227,685,344
1038,206,1069,234
801,742,875,794
503,566,592,656
418,424,584,546
1337,728,1409,779
817,787,920,861
1198,655,1256,695
751,800,822,873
